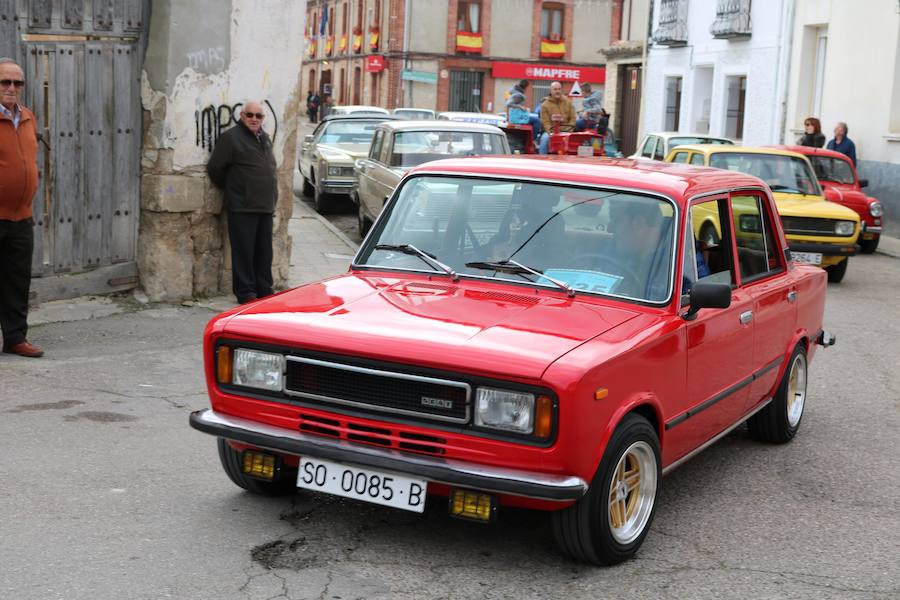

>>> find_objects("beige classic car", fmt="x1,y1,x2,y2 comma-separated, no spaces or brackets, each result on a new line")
353,120,511,235
299,115,396,213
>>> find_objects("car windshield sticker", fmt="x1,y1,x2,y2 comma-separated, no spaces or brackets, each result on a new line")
542,269,624,294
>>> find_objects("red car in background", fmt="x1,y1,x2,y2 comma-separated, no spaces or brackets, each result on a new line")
774,145,885,253
190,157,836,565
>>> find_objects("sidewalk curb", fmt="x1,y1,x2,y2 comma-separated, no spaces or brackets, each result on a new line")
875,234,900,259
292,194,360,253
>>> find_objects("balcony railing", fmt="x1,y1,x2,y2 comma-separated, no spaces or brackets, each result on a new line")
653,0,688,46
710,0,752,39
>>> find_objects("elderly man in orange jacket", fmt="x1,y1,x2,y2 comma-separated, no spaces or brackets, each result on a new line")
538,81,576,154
0,58,42,358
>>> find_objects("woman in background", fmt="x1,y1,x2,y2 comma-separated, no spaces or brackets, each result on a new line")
798,117,825,148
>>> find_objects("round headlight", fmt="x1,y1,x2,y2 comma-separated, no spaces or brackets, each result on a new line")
328,166,343,176
833,221,855,236
869,202,883,217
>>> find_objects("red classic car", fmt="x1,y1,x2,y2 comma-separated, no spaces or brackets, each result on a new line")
772,145,885,253
190,157,836,565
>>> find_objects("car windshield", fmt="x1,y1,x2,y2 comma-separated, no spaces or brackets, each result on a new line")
389,132,507,167
356,176,677,303
709,152,822,195
669,137,733,148
318,121,383,145
809,155,856,184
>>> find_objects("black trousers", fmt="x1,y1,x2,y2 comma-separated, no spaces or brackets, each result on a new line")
0,218,33,348
228,211,274,303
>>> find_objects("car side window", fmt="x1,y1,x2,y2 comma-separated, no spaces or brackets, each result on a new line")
689,153,705,166
640,136,656,158
671,151,689,164
369,130,384,162
689,198,734,286
379,134,394,164
653,139,666,161
730,194,782,282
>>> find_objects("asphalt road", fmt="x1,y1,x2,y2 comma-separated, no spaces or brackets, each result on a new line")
1,251,898,599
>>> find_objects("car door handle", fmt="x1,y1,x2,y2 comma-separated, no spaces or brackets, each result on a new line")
740,311,753,325
787,290,797,303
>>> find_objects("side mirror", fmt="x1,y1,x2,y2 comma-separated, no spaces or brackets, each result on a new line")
858,178,869,188
683,282,731,321
303,134,314,144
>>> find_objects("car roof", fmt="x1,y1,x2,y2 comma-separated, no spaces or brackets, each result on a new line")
333,105,390,113
378,120,505,133
406,156,768,204
438,111,505,120
647,132,734,143
321,114,399,123
392,108,434,113
673,144,809,159
767,144,851,161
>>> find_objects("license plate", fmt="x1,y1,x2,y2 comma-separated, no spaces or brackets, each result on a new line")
297,457,427,513
792,251,822,265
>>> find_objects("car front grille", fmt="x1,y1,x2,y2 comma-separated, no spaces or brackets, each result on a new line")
780,217,843,237
284,356,470,423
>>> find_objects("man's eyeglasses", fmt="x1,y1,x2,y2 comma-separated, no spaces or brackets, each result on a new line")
0,79,25,89
243,112,264,119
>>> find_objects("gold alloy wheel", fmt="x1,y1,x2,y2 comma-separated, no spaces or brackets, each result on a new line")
786,352,807,427
607,441,658,545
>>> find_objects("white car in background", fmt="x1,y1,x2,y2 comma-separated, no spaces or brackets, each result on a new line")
354,120,510,235
630,132,734,161
329,105,390,116
392,108,437,120
437,111,507,127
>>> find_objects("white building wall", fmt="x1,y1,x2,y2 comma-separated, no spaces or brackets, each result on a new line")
645,0,785,145
784,0,900,234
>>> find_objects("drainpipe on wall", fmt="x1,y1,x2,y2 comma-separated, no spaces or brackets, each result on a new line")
773,0,796,144
404,0,411,107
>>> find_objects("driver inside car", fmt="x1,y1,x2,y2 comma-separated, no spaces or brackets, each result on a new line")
604,201,670,299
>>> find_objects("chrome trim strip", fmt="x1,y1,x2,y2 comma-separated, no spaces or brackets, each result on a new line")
662,397,773,476
353,172,681,307
283,355,472,424
190,409,587,501
866,226,883,233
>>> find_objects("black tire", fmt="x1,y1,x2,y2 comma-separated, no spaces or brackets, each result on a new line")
825,258,848,283
217,438,297,496
357,200,371,237
551,414,661,565
747,344,807,444
301,174,314,197
859,236,879,254
313,180,333,214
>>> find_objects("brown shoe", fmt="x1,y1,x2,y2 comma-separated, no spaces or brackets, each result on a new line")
3,341,44,358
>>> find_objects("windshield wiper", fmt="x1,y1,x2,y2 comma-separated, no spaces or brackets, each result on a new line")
768,184,804,194
375,244,458,280
465,259,574,297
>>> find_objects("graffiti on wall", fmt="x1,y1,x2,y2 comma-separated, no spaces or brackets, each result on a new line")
195,99,278,151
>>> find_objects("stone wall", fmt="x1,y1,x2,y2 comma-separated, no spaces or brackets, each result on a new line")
139,0,305,302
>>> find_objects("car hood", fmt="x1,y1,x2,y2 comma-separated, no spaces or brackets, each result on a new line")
220,274,640,380
772,192,860,221
821,184,871,212
317,144,370,162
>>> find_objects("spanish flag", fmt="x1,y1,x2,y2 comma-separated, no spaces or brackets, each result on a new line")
307,38,317,58
325,35,334,55
339,34,348,53
540,38,566,58
456,31,483,54
352,29,363,53
369,28,379,51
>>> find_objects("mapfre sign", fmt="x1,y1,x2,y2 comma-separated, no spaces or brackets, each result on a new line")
365,55,386,72
492,62,605,84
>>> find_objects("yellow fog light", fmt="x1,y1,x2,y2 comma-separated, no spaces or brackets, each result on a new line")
449,489,496,522
242,451,277,480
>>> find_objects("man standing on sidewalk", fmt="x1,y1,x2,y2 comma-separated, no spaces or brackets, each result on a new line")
207,101,278,304
0,58,43,358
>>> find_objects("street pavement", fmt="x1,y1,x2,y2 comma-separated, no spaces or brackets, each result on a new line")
1,189,899,599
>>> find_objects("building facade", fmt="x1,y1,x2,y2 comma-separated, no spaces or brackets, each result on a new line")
600,0,650,156
303,0,613,114
783,0,900,235
644,0,792,146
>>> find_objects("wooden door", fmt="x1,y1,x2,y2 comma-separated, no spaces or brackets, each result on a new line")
617,64,642,157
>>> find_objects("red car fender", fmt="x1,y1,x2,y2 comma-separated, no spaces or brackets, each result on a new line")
763,329,812,399
585,392,665,481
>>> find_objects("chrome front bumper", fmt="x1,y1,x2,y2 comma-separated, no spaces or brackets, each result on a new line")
190,409,588,501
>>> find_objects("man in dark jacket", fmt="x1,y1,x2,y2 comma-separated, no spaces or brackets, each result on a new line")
207,101,278,304
827,122,857,166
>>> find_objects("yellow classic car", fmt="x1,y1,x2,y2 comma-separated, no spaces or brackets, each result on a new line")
666,145,861,282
